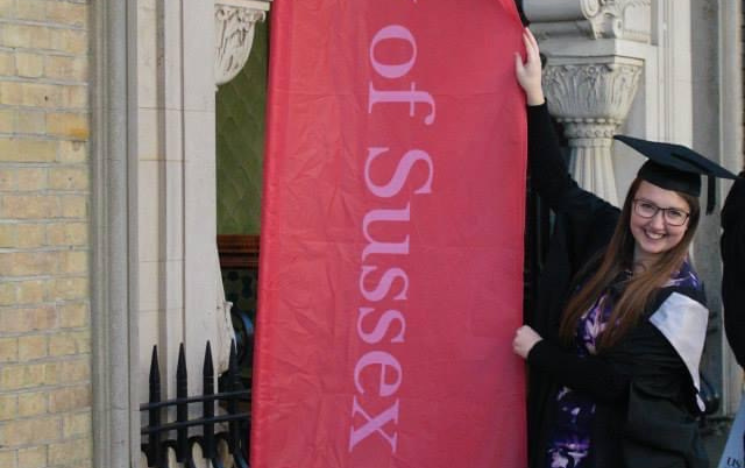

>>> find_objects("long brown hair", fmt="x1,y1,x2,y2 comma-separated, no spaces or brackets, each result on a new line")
558,178,701,350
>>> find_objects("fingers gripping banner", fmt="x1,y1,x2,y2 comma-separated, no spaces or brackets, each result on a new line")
252,1,528,467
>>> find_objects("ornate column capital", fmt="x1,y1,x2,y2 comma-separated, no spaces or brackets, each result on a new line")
542,59,643,206
215,0,270,87
543,59,643,124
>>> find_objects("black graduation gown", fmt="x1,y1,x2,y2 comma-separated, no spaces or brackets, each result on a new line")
525,103,709,468
722,173,745,366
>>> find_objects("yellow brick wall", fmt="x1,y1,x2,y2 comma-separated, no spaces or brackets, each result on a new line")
0,1,92,467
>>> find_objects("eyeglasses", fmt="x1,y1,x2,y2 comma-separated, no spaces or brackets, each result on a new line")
632,199,690,226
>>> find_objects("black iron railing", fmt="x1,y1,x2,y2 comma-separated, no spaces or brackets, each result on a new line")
141,341,251,468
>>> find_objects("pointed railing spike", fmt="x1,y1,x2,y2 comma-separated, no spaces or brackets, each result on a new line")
203,341,216,459
147,345,162,467
149,345,160,390
176,343,189,462
140,340,251,467
226,339,240,453
230,339,238,372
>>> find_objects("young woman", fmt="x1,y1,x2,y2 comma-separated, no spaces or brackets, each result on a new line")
512,29,718,468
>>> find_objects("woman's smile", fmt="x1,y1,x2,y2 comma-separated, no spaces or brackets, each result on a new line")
630,181,690,264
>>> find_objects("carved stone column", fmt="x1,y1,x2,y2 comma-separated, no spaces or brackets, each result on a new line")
215,0,270,87
523,0,651,206
543,60,642,206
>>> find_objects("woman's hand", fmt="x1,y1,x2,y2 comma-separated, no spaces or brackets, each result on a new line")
514,28,545,106
513,325,543,359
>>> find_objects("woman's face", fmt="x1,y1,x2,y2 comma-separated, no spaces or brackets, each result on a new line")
629,180,691,265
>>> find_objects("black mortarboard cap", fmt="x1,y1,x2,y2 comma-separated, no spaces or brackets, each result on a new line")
613,135,739,214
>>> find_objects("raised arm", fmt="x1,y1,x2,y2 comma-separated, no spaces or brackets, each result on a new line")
515,29,614,216
515,30,618,273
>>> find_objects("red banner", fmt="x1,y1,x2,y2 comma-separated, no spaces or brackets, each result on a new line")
252,1,527,467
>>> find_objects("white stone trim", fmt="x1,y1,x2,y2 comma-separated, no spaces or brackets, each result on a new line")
719,2,744,177
90,0,140,465
652,0,692,146
132,0,236,411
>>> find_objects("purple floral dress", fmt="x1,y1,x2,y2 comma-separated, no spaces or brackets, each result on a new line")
545,261,699,468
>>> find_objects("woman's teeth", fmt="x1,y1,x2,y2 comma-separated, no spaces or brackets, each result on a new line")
646,230,664,240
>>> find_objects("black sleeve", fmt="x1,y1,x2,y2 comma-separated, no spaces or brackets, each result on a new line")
528,318,695,407
527,340,631,404
527,104,613,215
722,174,745,367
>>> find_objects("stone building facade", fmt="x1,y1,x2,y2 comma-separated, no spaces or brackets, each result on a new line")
0,0,92,467
0,0,742,467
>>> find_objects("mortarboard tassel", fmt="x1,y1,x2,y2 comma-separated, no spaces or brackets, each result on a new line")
707,175,716,214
